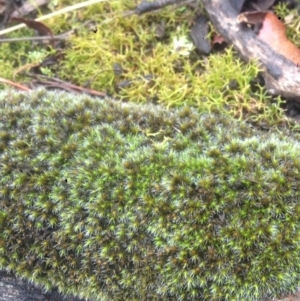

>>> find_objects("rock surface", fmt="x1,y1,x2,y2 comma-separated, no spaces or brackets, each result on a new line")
0,270,86,301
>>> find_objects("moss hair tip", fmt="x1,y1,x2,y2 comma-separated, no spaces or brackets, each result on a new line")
1,89,300,301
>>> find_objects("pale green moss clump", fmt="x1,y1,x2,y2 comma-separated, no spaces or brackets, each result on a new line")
1,89,300,301
0,0,287,126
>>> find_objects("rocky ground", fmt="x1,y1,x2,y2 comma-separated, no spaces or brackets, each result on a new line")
0,270,85,301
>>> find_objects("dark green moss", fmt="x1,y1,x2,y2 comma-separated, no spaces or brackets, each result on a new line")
1,89,300,301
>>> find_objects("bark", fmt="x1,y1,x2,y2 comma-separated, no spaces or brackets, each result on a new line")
202,0,300,100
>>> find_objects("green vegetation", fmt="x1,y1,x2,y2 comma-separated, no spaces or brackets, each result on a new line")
1,0,300,127
274,1,300,47
1,89,300,300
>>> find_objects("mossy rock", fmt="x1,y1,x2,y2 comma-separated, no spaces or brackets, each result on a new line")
1,89,300,301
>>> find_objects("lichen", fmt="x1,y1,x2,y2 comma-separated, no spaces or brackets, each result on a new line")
1,89,300,301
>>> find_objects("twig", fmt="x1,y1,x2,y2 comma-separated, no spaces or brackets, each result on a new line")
0,33,70,43
0,0,111,36
135,0,187,15
0,77,31,91
0,19,94,43
202,0,300,100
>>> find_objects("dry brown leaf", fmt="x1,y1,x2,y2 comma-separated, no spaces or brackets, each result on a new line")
11,17,53,37
212,33,226,45
238,11,300,66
